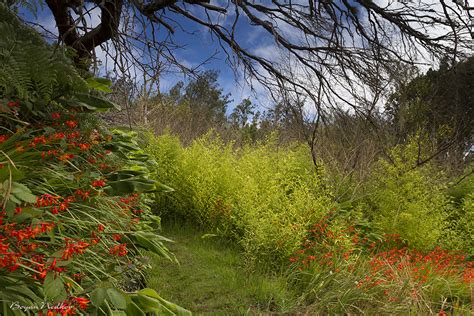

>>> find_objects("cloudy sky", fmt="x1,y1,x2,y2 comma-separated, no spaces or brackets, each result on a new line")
19,2,276,112
17,0,473,114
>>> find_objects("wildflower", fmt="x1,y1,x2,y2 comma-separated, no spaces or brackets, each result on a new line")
109,244,127,256
72,273,83,282
91,179,106,188
61,240,91,260
78,143,91,151
73,297,90,310
64,120,78,129
67,131,80,139
113,234,122,241
0,134,10,143
98,224,105,232
7,100,19,107
58,153,74,161
52,132,66,140
51,112,61,119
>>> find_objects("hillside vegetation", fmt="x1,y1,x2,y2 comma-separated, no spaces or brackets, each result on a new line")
0,3,472,315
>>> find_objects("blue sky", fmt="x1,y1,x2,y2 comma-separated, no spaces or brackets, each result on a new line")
18,3,275,113
18,1,470,116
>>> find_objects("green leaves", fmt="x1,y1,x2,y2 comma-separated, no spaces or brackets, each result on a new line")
10,182,36,203
44,272,66,302
106,288,128,310
60,93,120,112
89,287,189,316
131,231,175,261
132,289,192,316
0,180,36,206
86,77,113,93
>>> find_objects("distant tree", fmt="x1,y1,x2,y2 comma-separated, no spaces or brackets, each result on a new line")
230,98,254,128
180,70,231,124
386,57,474,168
142,70,231,142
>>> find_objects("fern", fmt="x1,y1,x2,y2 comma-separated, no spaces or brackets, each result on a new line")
0,3,87,104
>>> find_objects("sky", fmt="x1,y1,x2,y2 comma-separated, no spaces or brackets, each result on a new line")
18,2,275,113
16,0,474,115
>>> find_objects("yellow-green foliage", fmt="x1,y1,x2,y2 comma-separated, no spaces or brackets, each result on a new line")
444,171,474,255
147,132,334,266
366,139,447,250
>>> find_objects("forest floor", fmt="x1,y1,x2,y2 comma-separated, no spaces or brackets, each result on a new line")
147,221,298,315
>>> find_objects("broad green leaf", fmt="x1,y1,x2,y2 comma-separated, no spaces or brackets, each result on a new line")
90,288,107,307
44,272,65,301
74,93,120,110
137,289,192,316
132,295,174,315
86,77,112,92
125,301,146,316
132,232,174,261
106,288,127,310
13,190,36,203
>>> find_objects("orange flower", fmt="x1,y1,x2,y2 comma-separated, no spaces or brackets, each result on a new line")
91,179,106,188
109,244,127,256
73,297,90,310
64,120,78,129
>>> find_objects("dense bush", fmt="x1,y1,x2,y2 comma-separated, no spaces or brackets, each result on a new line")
147,132,334,266
147,132,473,314
0,6,189,315
363,139,448,250
443,169,474,256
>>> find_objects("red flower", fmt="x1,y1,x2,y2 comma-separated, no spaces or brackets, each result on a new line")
52,132,66,140
61,240,91,260
7,100,19,107
73,297,90,310
109,244,127,256
98,224,105,232
78,143,91,151
51,112,61,119
14,207,22,215
113,234,122,241
91,179,106,188
0,134,9,143
58,153,75,161
64,120,78,129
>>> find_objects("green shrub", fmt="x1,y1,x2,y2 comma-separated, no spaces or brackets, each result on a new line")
364,139,448,250
443,170,474,256
147,132,334,267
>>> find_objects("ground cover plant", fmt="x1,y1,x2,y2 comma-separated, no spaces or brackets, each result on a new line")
0,5,189,315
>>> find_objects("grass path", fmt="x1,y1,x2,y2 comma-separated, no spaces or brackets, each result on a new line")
146,222,297,315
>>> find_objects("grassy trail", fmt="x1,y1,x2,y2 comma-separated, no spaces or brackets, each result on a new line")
147,222,297,315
